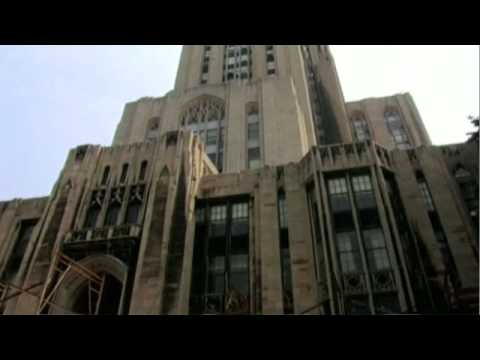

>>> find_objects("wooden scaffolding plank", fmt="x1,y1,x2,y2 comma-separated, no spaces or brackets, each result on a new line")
0,282,44,305
36,250,105,315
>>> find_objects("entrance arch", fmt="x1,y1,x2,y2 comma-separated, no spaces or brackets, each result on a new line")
49,254,128,315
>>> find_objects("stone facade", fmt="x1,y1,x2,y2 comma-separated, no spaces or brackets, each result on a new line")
0,45,478,315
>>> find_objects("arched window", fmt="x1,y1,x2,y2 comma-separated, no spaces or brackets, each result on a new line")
384,109,411,150
351,112,370,141
180,96,225,172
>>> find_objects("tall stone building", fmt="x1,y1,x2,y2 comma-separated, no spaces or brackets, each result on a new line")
0,45,478,315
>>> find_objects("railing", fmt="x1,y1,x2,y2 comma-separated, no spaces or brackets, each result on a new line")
191,291,250,315
371,270,396,292
64,224,142,243
303,141,393,180
342,272,368,295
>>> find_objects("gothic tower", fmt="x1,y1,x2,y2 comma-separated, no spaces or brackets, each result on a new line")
113,46,353,173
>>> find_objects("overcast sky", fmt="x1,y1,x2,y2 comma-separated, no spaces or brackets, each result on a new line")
0,45,478,200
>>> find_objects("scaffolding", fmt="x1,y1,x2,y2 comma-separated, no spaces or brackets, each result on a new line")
35,250,106,315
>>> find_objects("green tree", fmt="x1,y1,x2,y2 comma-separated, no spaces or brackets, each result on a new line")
467,115,479,143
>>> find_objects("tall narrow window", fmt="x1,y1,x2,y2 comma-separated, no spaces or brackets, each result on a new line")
247,103,261,170
229,203,249,299
351,174,391,272
105,202,121,227
363,229,390,271
200,45,211,84
336,232,362,274
85,204,101,229
139,161,148,182
101,166,110,186
351,112,371,141
2,219,37,281
278,191,293,314
416,173,460,290
385,109,411,150
223,45,252,82
190,199,250,314
327,176,365,303
84,191,105,229
125,185,144,225
105,188,124,227
125,201,141,225
265,45,276,75
417,179,434,212
120,164,129,184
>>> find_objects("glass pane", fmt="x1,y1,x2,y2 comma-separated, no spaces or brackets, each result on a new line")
355,191,376,209
248,122,259,140
352,175,372,192
328,178,348,195
206,129,217,145
230,254,248,271
230,272,249,295
363,229,386,249
330,193,351,212
230,234,249,253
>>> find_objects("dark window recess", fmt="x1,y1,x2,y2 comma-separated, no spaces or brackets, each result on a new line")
125,201,141,224
207,152,216,165
266,54,275,62
139,161,148,181
357,207,380,228
101,166,110,186
332,211,355,232
120,164,129,183
2,219,37,281
105,202,121,227
217,152,224,172
330,193,351,212
278,192,294,314
71,274,123,315
84,205,101,229
202,65,209,73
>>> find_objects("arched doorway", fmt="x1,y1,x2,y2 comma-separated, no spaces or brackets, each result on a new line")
49,254,128,315
70,273,124,315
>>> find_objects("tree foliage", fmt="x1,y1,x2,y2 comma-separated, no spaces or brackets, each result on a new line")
467,115,479,143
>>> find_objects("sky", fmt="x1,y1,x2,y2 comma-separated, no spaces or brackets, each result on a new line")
0,45,478,201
